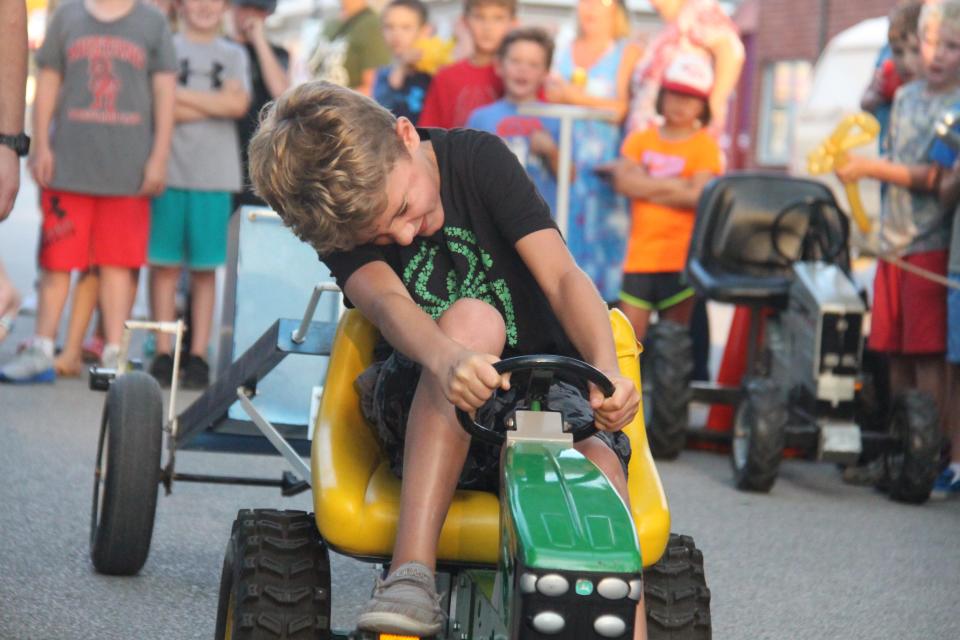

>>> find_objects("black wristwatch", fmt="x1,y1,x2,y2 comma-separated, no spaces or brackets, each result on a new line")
0,133,30,157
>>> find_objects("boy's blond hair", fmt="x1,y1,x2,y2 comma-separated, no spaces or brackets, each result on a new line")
248,81,407,254
464,0,516,17
920,0,960,36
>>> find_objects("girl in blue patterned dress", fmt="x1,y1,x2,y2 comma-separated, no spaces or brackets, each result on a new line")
547,0,641,301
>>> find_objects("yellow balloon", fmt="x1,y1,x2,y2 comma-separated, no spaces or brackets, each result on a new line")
806,111,881,234
413,37,455,75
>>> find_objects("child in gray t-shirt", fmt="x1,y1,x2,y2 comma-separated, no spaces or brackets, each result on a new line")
147,0,251,389
0,0,176,385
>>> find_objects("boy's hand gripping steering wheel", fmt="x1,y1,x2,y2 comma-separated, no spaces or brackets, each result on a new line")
454,354,615,446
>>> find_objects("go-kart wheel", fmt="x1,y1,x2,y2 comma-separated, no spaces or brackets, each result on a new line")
645,533,711,639
884,390,940,504
730,378,786,492
455,354,615,446
90,370,163,575
642,321,693,460
215,509,331,640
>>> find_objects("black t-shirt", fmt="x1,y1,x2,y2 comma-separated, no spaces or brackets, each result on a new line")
323,128,578,358
236,40,290,206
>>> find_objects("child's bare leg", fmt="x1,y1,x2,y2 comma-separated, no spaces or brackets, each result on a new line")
188,270,216,356
575,437,648,640
617,302,652,341
949,365,960,460
99,266,138,348
150,266,180,354
914,354,946,424
887,354,915,396
35,270,72,340
0,261,21,342
660,296,696,326
54,269,98,376
390,299,506,573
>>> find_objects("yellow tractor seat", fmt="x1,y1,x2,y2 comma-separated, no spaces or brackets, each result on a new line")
311,309,671,567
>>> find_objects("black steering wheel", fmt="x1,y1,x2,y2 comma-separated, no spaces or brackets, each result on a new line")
454,354,615,446
770,197,849,266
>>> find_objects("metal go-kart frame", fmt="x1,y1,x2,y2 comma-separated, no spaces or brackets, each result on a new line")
89,281,343,576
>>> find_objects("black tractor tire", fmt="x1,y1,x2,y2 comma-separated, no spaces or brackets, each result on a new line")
215,509,332,640
642,320,693,460
90,371,164,575
856,349,890,434
645,533,711,639
884,390,941,504
730,378,786,492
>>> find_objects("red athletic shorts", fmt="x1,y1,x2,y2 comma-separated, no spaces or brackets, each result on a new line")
39,189,150,271
868,249,947,355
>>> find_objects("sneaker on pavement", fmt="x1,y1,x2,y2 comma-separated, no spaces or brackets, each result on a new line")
356,562,444,636
0,345,55,384
181,354,210,389
149,354,176,388
841,458,884,486
100,343,121,369
931,467,960,500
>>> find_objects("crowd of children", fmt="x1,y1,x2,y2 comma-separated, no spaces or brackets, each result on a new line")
843,0,960,499
0,0,286,388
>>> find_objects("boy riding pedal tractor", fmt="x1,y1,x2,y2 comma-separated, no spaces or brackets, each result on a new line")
248,81,647,638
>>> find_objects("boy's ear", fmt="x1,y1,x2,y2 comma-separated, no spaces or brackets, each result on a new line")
396,117,420,153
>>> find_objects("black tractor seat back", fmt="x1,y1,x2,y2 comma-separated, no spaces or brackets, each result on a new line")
686,173,844,308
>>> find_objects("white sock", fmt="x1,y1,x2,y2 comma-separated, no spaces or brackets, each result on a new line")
949,462,960,477
31,336,55,358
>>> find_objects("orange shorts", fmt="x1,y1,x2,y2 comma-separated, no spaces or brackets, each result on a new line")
39,189,150,271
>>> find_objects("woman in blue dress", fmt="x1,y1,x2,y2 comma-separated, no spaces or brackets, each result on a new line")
547,0,642,301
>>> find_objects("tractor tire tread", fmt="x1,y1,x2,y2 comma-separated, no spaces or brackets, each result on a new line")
90,371,164,576
731,378,786,493
219,509,331,640
644,321,694,460
884,390,941,504
645,534,711,639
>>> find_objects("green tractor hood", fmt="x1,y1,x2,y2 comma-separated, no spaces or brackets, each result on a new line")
502,440,642,574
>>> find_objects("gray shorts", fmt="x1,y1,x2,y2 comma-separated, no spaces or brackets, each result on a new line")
356,351,631,492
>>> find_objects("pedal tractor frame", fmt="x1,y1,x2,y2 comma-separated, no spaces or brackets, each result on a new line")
214,309,712,640
640,172,940,502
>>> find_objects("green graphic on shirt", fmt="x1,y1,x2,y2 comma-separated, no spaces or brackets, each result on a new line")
401,226,518,346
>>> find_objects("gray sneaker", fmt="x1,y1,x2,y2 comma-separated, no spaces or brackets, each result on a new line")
0,345,55,384
356,562,444,636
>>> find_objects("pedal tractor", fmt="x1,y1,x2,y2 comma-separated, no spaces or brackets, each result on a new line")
641,173,940,502
214,309,711,639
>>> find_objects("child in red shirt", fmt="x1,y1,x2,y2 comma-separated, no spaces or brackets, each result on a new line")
417,0,514,128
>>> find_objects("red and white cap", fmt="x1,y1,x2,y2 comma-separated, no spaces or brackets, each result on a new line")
661,52,714,100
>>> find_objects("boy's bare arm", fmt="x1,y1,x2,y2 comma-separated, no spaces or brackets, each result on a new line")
343,261,506,411
174,102,207,123
515,229,640,432
141,71,175,196
175,79,250,119
836,156,940,191
940,162,960,210
243,16,290,99
607,160,713,209
29,68,62,188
